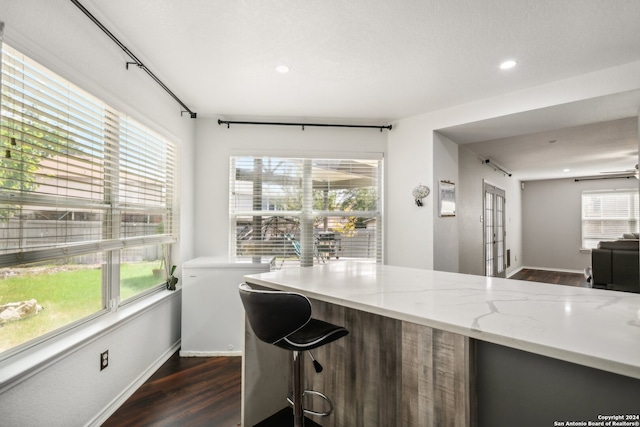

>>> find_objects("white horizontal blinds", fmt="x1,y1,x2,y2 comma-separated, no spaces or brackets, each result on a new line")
310,158,382,263
230,155,382,266
2,47,107,204
582,190,639,249
1,45,108,258
0,45,176,267
231,156,304,258
118,116,176,240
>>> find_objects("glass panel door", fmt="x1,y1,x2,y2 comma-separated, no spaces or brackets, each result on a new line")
484,182,506,278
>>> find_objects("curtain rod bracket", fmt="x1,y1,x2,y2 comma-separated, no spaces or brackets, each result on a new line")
125,61,141,70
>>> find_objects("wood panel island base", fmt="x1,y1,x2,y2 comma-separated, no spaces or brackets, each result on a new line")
241,263,640,427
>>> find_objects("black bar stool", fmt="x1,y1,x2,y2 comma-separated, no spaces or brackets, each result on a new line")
239,283,348,427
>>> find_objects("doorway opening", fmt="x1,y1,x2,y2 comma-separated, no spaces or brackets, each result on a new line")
484,182,506,278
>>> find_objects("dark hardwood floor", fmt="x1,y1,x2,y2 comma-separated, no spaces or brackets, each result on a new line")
103,269,585,426
102,353,241,427
509,268,587,287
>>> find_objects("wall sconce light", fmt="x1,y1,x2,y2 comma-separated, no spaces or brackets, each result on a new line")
412,184,430,207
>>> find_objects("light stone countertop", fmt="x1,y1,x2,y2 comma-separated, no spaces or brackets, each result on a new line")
244,262,640,380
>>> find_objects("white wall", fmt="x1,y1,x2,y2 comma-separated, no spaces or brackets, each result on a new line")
457,146,523,276
387,60,640,271
433,132,459,272
0,1,195,425
522,177,638,272
0,294,181,427
386,115,435,267
193,119,387,257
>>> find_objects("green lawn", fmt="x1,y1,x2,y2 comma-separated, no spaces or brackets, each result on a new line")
0,261,163,353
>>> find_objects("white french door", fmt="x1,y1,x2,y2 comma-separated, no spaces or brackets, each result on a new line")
484,182,506,278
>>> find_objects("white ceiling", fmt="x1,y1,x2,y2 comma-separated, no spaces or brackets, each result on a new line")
77,0,640,179
452,116,638,182
80,0,640,121
439,90,640,181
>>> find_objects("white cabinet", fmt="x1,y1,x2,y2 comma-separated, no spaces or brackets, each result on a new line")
180,257,271,356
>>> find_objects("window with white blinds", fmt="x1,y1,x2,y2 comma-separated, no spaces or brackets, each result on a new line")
581,189,639,249
229,155,383,267
0,44,177,266
0,44,178,354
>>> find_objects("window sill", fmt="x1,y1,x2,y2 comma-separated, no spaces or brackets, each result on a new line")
0,287,181,392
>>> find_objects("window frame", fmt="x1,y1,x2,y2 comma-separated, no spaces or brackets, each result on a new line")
581,189,639,250
0,43,179,358
229,150,384,267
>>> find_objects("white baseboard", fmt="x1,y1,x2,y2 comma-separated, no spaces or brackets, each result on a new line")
179,350,243,357
89,340,181,427
506,266,524,278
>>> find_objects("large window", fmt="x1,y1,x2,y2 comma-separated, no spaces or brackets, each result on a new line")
229,155,383,267
0,45,178,355
582,189,638,249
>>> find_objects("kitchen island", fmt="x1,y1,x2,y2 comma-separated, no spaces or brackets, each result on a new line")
241,262,640,426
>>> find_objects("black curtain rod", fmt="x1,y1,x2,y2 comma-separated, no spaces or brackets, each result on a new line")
483,159,512,177
218,119,392,132
70,0,197,119
574,175,635,182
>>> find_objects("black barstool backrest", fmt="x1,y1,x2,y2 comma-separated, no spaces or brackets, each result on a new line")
239,283,312,345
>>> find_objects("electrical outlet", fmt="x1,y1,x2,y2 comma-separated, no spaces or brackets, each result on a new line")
100,350,109,371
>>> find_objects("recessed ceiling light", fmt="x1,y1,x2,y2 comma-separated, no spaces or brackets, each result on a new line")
563,168,571,172
499,60,517,70
275,65,290,74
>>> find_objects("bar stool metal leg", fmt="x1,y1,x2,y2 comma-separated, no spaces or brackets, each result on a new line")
292,350,304,427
